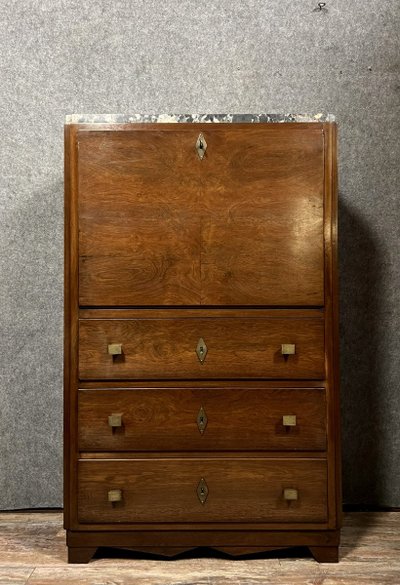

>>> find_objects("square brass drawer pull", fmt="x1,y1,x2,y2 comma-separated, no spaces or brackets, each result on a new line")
108,413,122,428
108,489,122,503
283,488,298,501
283,415,297,427
281,344,296,355
108,343,122,355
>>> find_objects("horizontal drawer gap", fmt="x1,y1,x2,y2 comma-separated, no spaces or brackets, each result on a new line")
76,522,331,528
78,378,327,382
79,382,326,389
79,456,327,462
79,452,328,459
79,306,326,310
79,385,326,389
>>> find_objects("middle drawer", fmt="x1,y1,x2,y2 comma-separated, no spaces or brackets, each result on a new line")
78,387,327,452
79,314,324,380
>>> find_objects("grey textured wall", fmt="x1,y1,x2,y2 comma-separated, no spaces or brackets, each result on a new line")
0,1,399,509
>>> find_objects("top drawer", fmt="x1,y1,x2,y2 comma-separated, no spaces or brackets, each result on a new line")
76,125,324,306
78,310,324,380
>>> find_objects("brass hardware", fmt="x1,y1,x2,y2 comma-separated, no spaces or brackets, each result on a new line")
108,343,122,356
197,406,208,434
197,478,209,504
281,344,296,356
195,133,207,160
196,338,208,364
283,415,297,427
108,413,123,428
108,489,122,503
283,488,298,501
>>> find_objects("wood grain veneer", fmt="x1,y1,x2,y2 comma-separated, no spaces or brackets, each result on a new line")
78,314,325,380
77,458,328,524
78,387,327,452
77,125,323,307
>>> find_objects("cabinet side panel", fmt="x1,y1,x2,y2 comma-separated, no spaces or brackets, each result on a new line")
331,123,342,528
64,125,79,529
323,123,341,529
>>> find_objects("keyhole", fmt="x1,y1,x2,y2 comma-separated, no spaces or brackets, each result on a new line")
200,487,205,494
199,140,203,149
200,347,204,353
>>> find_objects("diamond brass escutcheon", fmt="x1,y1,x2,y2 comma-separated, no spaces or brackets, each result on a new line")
197,406,208,434
197,478,209,504
195,133,207,160
196,338,208,364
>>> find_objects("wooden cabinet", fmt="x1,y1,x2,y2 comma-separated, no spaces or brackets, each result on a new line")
64,116,341,563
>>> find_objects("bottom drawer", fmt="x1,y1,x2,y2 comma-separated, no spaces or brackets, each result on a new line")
78,459,327,524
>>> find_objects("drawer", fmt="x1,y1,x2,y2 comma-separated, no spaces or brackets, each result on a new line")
78,387,327,452
78,459,327,524
79,315,324,380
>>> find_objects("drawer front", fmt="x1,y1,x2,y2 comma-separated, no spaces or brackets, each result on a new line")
79,316,324,380
78,459,327,524
78,125,324,307
78,387,327,452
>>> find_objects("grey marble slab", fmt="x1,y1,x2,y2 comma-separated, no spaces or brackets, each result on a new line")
65,113,335,124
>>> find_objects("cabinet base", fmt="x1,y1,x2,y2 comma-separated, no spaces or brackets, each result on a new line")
309,545,339,563
66,530,340,564
68,547,97,564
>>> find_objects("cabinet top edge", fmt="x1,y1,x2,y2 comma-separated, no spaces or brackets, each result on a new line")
65,113,336,125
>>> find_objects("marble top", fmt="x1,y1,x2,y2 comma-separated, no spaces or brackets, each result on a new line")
65,113,335,124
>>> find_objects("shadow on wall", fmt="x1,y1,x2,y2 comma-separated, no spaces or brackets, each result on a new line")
339,196,384,506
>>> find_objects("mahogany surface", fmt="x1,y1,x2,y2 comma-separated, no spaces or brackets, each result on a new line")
64,121,340,563
77,125,324,306
78,313,325,380
78,387,327,452
77,458,327,524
